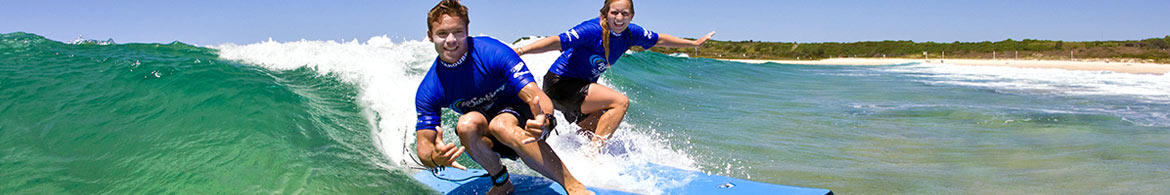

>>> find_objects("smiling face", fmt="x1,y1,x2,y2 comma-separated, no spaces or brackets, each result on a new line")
603,0,634,33
429,14,468,64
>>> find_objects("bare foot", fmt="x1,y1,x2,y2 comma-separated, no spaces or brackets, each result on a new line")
561,179,595,195
584,142,600,159
486,179,513,195
566,187,596,195
576,130,602,158
587,138,605,156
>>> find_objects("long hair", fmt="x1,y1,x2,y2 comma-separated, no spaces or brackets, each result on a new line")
599,0,634,65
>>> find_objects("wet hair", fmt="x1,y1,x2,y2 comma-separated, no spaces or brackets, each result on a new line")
599,0,634,65
427,0,470,36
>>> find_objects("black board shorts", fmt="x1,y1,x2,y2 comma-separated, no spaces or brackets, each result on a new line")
542,72,592,124
481,104,533,160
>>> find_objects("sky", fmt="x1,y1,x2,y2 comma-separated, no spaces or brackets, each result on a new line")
2,0,1168,46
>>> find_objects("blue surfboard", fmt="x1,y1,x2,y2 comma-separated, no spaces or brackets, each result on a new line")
412,163,832,194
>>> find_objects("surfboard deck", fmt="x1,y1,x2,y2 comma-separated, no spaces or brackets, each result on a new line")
412,163,832,195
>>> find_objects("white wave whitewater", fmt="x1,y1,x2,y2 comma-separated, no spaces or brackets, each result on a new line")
883,63,1170,127
212,36,697,194
886,63,1170,103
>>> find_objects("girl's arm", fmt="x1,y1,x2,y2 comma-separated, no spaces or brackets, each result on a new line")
655,31,716,48
514,36,562,56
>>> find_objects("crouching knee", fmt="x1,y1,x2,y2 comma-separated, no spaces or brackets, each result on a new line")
456,112,488,137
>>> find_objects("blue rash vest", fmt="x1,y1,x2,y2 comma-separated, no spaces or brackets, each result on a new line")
549,18,659,82
415,36,535,131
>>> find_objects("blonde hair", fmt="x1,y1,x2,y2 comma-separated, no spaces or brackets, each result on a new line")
599,0,634,65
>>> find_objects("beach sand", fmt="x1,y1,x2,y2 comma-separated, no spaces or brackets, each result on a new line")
723,58,1170,75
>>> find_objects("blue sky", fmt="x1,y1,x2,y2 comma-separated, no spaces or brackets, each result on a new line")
2,0,1168,45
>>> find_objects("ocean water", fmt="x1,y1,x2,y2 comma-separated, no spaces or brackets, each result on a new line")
2,32,1168,194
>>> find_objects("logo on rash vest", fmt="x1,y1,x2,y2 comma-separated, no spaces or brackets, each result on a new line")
511,62,530,79
589,54,610,78
566,29,580,41
448,84,507,114
643,28,654,40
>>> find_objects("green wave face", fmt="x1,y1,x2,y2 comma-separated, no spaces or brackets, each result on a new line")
0,33,414,194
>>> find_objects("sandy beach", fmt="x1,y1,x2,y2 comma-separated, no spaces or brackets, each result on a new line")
723,58,1170,75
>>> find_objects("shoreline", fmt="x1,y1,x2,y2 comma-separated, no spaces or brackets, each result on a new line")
721,58,1170,75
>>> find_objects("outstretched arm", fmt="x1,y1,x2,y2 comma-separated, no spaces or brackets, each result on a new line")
514,36,562,56
655,31,716,48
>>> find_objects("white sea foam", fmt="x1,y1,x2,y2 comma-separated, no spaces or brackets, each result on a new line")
213,36,432,172
885,63,1170,103
213,36,697,194
882,63,1170,127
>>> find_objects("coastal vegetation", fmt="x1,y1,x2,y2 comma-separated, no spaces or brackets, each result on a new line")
643,36,1170,63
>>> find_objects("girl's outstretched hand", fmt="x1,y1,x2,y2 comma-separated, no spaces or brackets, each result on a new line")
695,31,716,46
